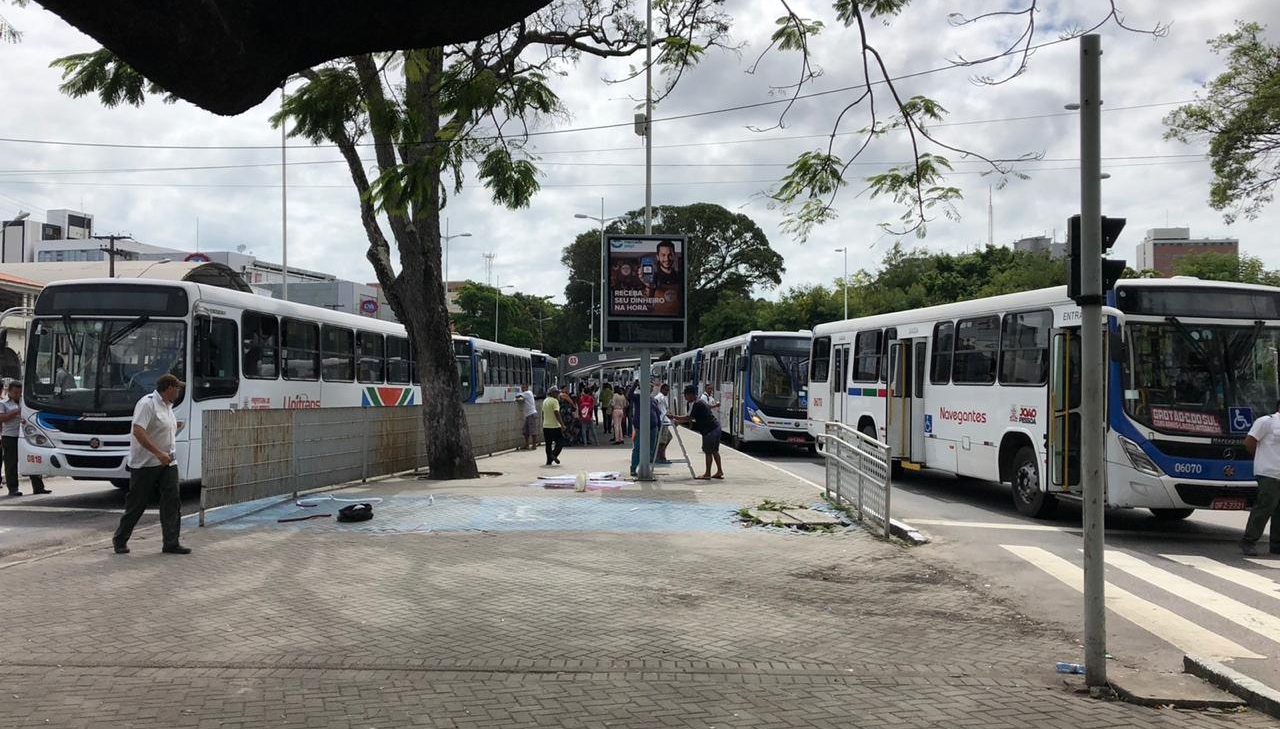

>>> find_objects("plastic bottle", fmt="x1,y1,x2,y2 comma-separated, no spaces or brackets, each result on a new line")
1055,662,1086,674
575,470,588,492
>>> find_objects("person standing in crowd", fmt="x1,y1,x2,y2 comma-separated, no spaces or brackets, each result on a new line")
599,380,614,438
653,382,673,465
1,381,50,497
542,385,564,466
1243,401,1280,556
113,374,189,554
610,385,627,445
629,385,662,478
700,382,720,414
578,386,597,445
672,384,725,480
518,383,539,451
559,388,580,447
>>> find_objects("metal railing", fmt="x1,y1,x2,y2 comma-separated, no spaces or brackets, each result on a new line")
816,420,892,538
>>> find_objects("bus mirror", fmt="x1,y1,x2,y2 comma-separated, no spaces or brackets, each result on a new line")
1109,330,1123,362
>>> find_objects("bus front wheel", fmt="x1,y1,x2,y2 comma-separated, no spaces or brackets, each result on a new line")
1150,508,1194,521
110,478,131,491
1010,446,1057,519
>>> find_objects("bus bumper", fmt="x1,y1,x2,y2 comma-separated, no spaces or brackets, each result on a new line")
19,440,193,483
1105,460,1256,510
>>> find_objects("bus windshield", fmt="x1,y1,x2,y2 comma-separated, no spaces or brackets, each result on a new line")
1123,321,1280,436
26,317,187,416
750,338,810,417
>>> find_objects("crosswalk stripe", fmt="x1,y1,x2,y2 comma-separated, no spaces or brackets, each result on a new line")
1106,550,1280,647
1163,555,1280,601
1247,558,1280,569
1002,545,1262,660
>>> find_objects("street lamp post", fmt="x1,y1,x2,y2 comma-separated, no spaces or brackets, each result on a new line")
573,278,596,349
574,201,623,353
494,279,513,342
441,218,473,285
834,247,848,320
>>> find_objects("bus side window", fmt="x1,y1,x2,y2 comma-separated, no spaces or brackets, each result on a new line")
930,322,954,384
387,336,412,384
194,315,239,401
357,331,385,384
242,311,279,380
282,319,320,381
321,326,354,382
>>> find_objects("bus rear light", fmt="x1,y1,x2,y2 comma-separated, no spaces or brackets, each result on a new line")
1119,436,1163,477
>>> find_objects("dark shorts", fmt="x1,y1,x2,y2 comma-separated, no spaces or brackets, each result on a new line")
522,414,538,437
701,426,721,454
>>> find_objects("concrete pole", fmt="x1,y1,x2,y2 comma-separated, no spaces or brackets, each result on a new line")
636,0,655,481
281,83,289,302
1078,33,1108,690
600,197,607,352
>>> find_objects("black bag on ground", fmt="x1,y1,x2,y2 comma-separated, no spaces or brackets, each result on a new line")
337,503,374,522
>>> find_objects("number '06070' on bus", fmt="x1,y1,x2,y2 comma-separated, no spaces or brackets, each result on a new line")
807,278,1280,519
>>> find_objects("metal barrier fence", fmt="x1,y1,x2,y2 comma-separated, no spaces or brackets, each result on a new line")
200,403,525,524
817,420,893,538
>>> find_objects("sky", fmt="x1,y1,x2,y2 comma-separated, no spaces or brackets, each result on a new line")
1,0,1278,305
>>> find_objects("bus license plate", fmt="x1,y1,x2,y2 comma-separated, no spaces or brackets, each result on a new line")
787,436,806,444
1210,497,1248,510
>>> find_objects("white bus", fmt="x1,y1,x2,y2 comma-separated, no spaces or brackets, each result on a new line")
807,278,1280,519
670,331,812,450
21,279,529,488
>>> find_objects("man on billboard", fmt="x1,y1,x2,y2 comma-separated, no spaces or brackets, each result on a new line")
609,237,683,318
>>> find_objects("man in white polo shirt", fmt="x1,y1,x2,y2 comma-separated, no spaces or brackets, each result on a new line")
1243,401,1280,556
113,373,191,555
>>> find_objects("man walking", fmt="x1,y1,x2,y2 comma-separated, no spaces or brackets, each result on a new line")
518,383,539,451
700,382,720,414
1243,401,1280,556
542,385,564,466
1,381,51,496
113,373,190,555
599,381,613,436
672,385,724,480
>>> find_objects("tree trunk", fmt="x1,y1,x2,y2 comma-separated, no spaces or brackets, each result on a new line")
393,228,481,481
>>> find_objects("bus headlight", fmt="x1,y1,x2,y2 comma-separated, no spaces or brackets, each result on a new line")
1119,435,1164,477
750,410,764,425
23,422,51,448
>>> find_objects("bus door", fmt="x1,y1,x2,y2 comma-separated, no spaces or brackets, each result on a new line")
886,338,924,463
1048,329,1082,494
732,351,747,440
831,343,850,424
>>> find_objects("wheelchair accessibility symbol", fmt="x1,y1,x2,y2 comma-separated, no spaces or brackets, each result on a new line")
1229,407,1254,434
924,414,933,434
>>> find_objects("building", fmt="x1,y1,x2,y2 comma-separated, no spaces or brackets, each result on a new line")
1012,235,1066,259
1134,228,1239,276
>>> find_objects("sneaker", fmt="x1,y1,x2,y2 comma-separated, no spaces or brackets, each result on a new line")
161,545,192,555
113,541,130,554
32,489,51,495
1241,540,1260,557
655,459,673,465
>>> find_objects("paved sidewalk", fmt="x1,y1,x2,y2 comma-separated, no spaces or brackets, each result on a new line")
0,441,1273,728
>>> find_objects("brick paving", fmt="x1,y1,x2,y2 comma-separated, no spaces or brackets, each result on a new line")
0,443,1272,728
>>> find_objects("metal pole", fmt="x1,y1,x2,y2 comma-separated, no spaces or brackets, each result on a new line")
1078,33,1108,690
843,248,848,320
109,237,116,278
639,348,653,480
644,0,653,235
494,276,500,342
599,197,606,352
281,83,289,302
588,280,595,349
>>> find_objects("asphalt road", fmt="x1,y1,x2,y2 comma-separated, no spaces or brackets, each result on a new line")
0,476,202,558
745,442,1279,694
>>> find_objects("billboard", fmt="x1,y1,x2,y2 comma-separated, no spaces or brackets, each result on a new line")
604,233,687,348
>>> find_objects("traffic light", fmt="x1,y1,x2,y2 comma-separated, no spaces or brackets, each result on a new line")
1067,214,1127,303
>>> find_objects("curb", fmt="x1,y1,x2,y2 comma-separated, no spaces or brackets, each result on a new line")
1184,654,1280,719
725,442,930,545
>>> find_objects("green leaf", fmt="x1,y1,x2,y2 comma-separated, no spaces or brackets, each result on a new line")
477,147,540,209
50,49,177,107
